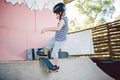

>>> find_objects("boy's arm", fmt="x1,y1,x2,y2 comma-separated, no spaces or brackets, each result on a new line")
41,19,65,33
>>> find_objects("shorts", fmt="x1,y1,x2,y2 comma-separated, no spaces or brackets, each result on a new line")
45,37,65,58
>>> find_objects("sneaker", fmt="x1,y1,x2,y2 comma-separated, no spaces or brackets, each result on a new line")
52,65,59,71
37,50,47,56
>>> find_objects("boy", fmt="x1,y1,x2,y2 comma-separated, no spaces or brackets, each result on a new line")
41,3,68,70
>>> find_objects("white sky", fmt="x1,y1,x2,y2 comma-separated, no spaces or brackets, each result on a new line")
113,0,120,20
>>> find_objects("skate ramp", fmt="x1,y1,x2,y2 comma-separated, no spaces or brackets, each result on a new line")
0,57,114,80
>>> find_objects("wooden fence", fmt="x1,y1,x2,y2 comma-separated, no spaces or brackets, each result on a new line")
92,20,120,60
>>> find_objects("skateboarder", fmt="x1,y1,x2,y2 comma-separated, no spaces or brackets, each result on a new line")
41,3,68,70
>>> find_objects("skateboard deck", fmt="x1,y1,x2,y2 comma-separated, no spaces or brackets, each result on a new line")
37,49,59,72
40,58,54,72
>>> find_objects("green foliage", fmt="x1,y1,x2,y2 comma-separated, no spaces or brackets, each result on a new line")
68,18,81,32
68,0,115,32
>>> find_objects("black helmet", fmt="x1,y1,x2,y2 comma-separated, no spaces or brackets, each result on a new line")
53,3,66,14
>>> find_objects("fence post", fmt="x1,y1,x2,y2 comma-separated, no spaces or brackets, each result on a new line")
107,23,113,60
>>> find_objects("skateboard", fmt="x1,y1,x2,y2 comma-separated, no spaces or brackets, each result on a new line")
37,49,58,72
39,58,54,73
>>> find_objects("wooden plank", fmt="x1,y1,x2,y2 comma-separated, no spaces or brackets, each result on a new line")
110,30,120,33
112,50,120,53
110,23,120,27
93,41,108,44
110,34,120,37
94,49,109,52
111,41,120,44
109,25,120,29
94,44,108,48
93,36,108,39
92,31,107,35
93,39,108,43
109,28,120,32
112,47,120,49
112,50,120,52
111,44,120,47
92,24,107,29
111,38,120,42
112,54,120,56
108,24,120,29
94,50,109,53
92,28,107,33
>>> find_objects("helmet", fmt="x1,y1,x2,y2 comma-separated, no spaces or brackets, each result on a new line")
53,3,66,14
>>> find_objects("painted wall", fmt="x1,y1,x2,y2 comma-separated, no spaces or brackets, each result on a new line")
0,0,57,61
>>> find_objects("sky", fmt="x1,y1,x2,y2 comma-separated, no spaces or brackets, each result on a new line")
113,0,120,20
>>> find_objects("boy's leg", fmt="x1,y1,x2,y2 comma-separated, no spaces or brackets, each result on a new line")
53,58,59,66
51,41,65,70
44,37,55,55
44,48,50,55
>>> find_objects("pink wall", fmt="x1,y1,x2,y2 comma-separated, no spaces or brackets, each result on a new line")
0,0,57,61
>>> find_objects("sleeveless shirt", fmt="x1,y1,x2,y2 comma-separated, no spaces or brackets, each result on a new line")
55,17,68,41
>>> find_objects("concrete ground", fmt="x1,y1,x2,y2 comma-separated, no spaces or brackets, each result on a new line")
0,57,115,80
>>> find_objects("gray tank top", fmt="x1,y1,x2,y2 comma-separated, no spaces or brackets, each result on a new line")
55,17,68,41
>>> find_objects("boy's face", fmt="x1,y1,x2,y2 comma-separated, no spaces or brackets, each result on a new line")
55,13,60,19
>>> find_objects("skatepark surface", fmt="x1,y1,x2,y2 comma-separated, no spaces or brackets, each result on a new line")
0,57,115,80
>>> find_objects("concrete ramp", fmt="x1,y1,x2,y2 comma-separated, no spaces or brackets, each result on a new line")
0,57,114,80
